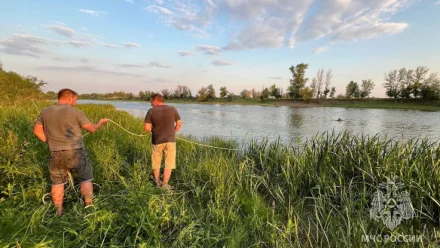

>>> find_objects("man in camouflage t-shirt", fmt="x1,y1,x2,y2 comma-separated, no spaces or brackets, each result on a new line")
34,88,108,216
144,94,182,189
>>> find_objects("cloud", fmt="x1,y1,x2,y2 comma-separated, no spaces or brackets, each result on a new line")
145,5,173,16
330,23,408,42
123,0,134,3
69,40,93,48
47,24,76,37
102,43,122,48
177,51,193,57
123,42,140,48
79,9,107,16
148,61,171,68
313,46,327,54
436,0,440,4
146,1,216,38
212,60,231,66
52,57,71,62
39,65,145,77
0,34,51,58
197,45,220,55
115,64,144,68
80,58,90,63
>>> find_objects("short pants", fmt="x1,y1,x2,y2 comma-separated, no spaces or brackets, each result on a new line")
49,148,93,185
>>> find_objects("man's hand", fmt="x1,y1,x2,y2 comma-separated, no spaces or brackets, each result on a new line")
82,118,108,133
175,120,182,133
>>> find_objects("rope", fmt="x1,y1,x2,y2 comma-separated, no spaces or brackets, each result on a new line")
87,119,238,151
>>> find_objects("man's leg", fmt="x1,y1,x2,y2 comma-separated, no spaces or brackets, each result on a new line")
163,142,176,188
152,144,164,186
51,184,64,216
80,181,93,206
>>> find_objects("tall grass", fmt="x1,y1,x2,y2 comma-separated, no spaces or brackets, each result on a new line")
1,102,439,247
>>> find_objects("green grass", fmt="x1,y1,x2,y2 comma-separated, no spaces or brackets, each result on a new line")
1,102,440,247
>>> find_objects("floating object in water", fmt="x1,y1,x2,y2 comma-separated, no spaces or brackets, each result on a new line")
336,118,343,121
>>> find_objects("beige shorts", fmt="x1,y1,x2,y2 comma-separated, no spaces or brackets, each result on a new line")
152,142,176,170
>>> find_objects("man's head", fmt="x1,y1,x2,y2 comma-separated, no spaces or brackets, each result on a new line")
150,94,164,106
57,88,78,106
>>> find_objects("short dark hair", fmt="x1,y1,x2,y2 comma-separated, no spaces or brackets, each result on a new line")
58,88,78,100
151,93,164,102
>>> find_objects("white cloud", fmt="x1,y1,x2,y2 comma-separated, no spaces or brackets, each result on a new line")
435,0,440,4
47,24,75,37
177,51,193,57
69,40,93,48
102,43,122,48
79,9,107,16
330,23,408,42
80,58,90,63
123,0,134,3
212,60,231,66
197,45,220,55
145,5,173,16
313,46,327,54
39,65,145,77
149,61,171,68
52,57,71,62
123,42,140,48
270,77,282,80
0,34,51,58
115,64,144,68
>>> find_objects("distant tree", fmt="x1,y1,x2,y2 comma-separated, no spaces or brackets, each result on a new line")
240,89,252,98
345,81,360,98
330,87,336,98
316,68,325,98
174,85,192,99
412,66,429,99
251,89,261,98
323,69,332,98
360,79,375,99
220,86,228,98
161,89,171,99
299,87,313,102
287,63,308,99
384,70,400,99
207,84,216,100
262,87,270,99
197,87,208,102
269,84,282,99
309,77,317,98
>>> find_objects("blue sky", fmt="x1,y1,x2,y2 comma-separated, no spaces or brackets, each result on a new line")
0,0,439,97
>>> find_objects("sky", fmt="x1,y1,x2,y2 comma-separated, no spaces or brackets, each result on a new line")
0,0,439,97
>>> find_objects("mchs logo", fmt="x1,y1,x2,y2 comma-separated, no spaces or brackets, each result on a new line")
369,178,415,230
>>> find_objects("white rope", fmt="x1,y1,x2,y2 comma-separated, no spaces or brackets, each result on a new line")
87,119,239,151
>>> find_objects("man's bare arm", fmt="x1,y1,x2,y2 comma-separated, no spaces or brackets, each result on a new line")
82,118,108,133
33,124,47,143
144,123,152,133
175,120,182,133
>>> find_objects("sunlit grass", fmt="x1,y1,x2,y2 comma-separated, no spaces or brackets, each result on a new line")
1,102,440,247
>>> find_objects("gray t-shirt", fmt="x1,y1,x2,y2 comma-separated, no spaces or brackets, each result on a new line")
144,105,181,145
36,103,91,151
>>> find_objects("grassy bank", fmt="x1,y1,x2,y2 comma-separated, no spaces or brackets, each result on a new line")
1,102,440,247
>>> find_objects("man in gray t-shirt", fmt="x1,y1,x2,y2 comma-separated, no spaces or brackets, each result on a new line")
144,94,182,189
34,88,108,216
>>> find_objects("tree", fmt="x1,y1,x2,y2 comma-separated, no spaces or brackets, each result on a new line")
260,87,270,101
220,86,228,98
345,81,360,98
398,68,412,99
360,79,375,99
270,84,282,99
324,69,332,98
384,70,399,99
309,77,317,98
174,85,192,99
207,84,216,100
251,89,261,98
161,89,171,99
197,87,208,102
316,68,324,98
412,66,429,99
288,63,309,99
330,87,336,98
299,87,313,102
240,89,252,98
421,73,440,100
